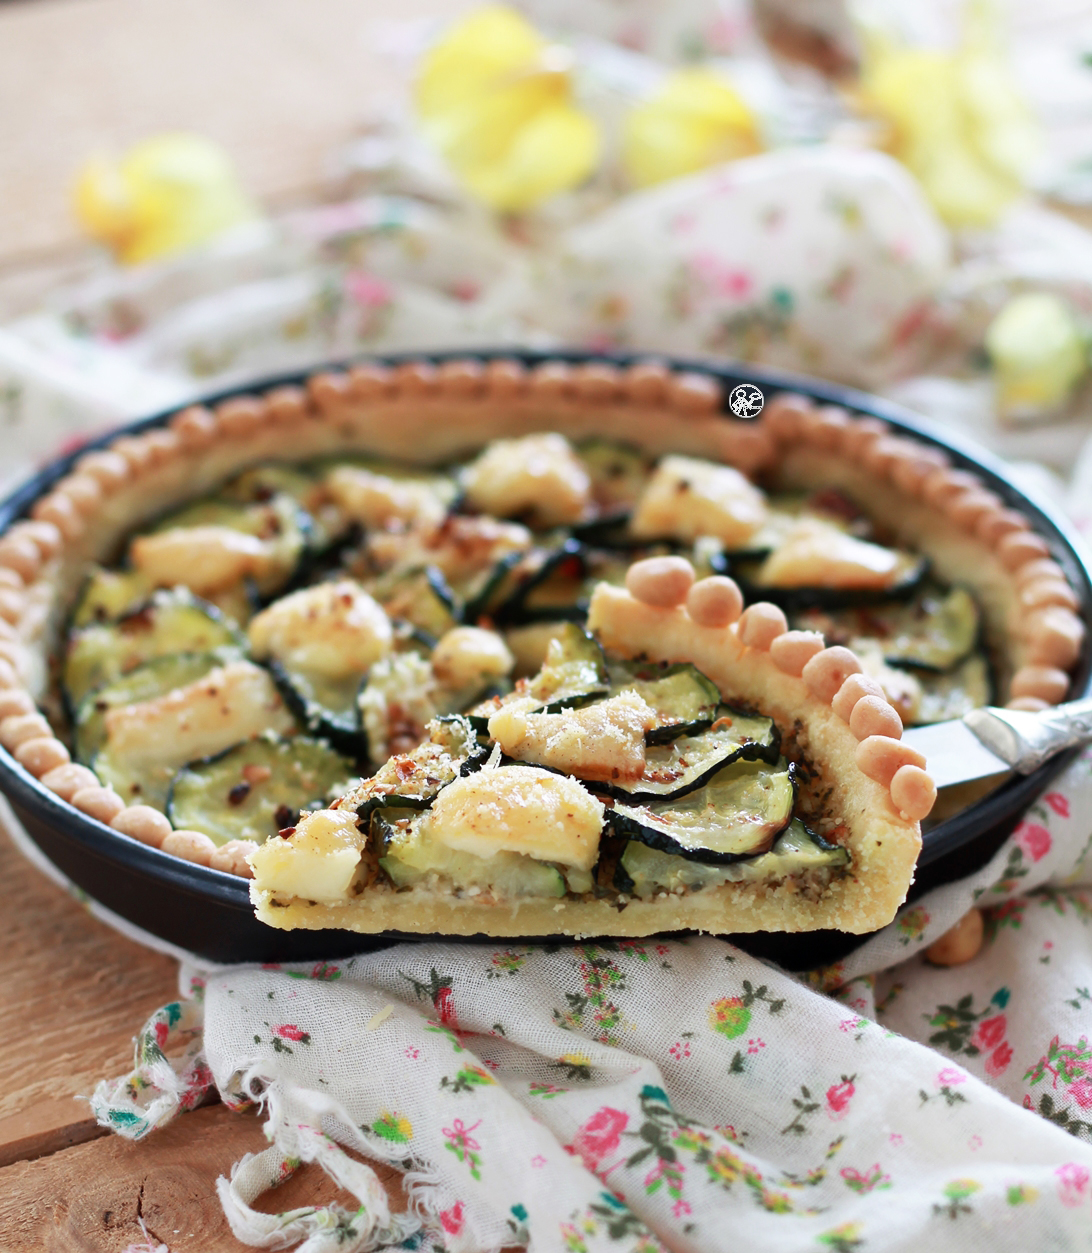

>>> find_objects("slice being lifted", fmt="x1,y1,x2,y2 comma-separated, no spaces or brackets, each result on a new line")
249,557,932,938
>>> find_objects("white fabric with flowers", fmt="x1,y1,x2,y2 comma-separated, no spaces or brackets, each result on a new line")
88,747,1092,1253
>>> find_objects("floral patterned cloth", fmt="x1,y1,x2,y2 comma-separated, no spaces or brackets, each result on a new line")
89,747,1092,1252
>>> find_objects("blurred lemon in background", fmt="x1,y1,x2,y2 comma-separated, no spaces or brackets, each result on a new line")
414,5,599,213
74,133,258,265
859,4,1039,229
623,68,761,189
985,293,1088,420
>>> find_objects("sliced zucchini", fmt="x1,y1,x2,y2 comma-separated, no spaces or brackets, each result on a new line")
141,492,310,597
344,715,487,820
913,654,993,726
378,808,566,898
607,758,795,863
619,816,849,896
503,622,573,677
368,567,460,639
731,550,928,612
526,623,609,710
63,590,244,708
91,659,297,810
73,652,223,764
609,661,721,743
795,584,980,672
222,463,346,551
167,734,356,846
71,566,153,627
268,661,362,754
604,711,780,800
491,540,587,624
578,440,651,510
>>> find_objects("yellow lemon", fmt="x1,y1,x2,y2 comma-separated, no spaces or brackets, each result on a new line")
985,292,1087,418
74,133,257,265
415,6,599,212
859,7,1038,228
624,68,761,188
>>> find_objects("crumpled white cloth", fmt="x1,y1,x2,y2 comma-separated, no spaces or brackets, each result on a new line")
89,747,1092,1252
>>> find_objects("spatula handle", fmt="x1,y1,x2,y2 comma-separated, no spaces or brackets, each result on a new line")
967,697,1092,774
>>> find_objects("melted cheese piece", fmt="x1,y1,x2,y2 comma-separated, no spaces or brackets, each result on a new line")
758,519,902,589
421,765,604,870
327,465,447,530
463,433,591,527
630,455,766,547
131,526,278,596
102,659,296,774
431,626,514,691
248,580,392,679
248,808,363,901
367,515,532,584
488,691,656,783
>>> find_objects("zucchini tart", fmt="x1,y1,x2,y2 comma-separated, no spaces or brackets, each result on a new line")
0,357,1082,939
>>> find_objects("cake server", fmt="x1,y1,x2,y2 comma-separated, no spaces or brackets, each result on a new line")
901,697,1092,789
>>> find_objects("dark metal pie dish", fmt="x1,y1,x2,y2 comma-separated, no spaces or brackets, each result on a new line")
0,350,1088,968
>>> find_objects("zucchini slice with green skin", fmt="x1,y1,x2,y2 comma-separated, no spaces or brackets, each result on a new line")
221,463,346,552
166,734,356,846
377,807,567,898
795,584,981,672
608,660,721,743
73,651,224,764
143,492,312,598
90,659,296,811
63,590,244,709
606,758,795,863
345,715,488,822
490,540,587,625
267,660,363,755
525,623,610,711
729,552,928,612
71,566,153,628
602,711,780,801
368,567,461,639
618,815,848,895
913,654,993,726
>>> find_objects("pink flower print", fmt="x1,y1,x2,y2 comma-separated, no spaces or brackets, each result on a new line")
435,984,456,1027
826,1077,856,1120
655,943,671,956
569,1107,629,1170
672,1199,692,1218
1069,1077,1092,1109
669,1040,691,1060
971,1015,1007,1052
531,1154,547,1168
1045,792,1070,818
273,1024,310,1043
986,1042,1013,1077
937,1068,966,1086
1056,1162,1090,1207
404,1046,420,1060
346,272,391,308
439,1201,465,1235
1014,821,1052,862
747,1038,766,1055
968,1135,983,1151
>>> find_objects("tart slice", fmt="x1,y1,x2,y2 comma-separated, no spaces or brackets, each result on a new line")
248,558,932,938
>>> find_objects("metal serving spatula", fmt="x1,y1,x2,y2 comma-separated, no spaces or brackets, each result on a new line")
902,698,1092,789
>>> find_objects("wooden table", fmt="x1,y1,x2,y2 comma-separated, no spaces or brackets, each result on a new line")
0,826,409,1250
0,1,460,1242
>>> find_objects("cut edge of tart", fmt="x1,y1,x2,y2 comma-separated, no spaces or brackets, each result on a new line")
247,571,928,938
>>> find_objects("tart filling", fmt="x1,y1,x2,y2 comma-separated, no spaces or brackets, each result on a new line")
0,357,1080,929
